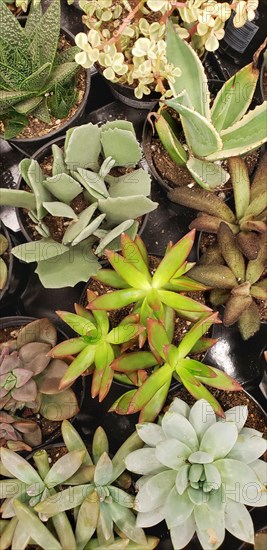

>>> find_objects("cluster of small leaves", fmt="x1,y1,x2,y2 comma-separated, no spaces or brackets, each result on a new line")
0,233,8,291
0,319,79,451
152,24,267,190
74,0,257,98
0,120,157,288
0,0,80,138
125,397,267,550
0,420,159,550
3,0,30,12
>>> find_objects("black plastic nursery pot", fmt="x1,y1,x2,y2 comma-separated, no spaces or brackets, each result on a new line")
0,316,85,450
260,55,267,102
0,22,91,147
0,222,28,315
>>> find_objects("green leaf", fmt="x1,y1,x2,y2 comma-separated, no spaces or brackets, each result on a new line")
134,469,177,513
43,173,82,204
206,102,267,160
0,1,29,50
154,109,187,166
32,97,51,123
105,250,150,290
200,422,238,459
93,269,129,289
152,230,195,289
100,128,141,167
106,323,140,345
75,168,108,198
44,450,86,488
218,222,246,282
158,289,212,314
59,344,96,389
49,337,87,358
111,351,158,373
88,288,146,310
0,448,42,486
35,485,94,515
33,0,60,69
43,202,78,219
147,318,170,361
62,204,98,244
177,367,225,417
41,62,78,93
26,159,51,220
228,156,250,220
14,96,42,115
107,168,152,197
35,239,101,288
166,22,209,118
110,502,147,545
65,123,101,171
75,496,99,549
168,186,236,224
187,157,230,190
95,220,137,256
0,90,33,110
92,427,109,464
62,419,93,465
121,232,151,278
13,500,62,550
71,214,106,246
20,62,51,92
25,0,42,38
127,364,173,414
166,98,222,158
211,63,259,132
52,144,68,176
98,196,157,225
0,188,36,210
225,500,254,545
177,312,219,360
11,239,69,263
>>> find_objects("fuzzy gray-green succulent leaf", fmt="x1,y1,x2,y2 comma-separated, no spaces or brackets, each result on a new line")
64,123,101,171
98,196,157,226
43,173,82,204
100,125,142,167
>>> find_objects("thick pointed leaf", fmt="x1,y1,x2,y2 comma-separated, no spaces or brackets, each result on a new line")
238,301,261,340
218,222,245,282
139,379,171,422
154,110,187,166
105,250,150,290
223,294,252,326
177,367,225,417
194,500,225,550
0,448,42,486
168,186,235,223
152,230,195,288
13,499,61,550
165,486,194,529
56,311,96,336
75,495,99,549
92,269,129,289
225,500,254,544
170,514,196,550
162,411,198,451
121,233,151,278
135,470,177,513
111,351,158,373
200,423,238,459
127,364,173,414
177,312,219,360
228,157,250,220
88,288,146,310
147,318,170,361
59,345,96,389
44,450,85,488
49,338,87,358
125,448,164,475
246,235,266,284
250,150,267,202
196,365,242,391
187,157,230,190
188,264,237,289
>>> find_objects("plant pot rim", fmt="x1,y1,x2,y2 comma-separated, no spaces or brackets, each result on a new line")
0,222,14,303
259,53,267,103
15,133,149,243
0,315,86,449
0,24,91,144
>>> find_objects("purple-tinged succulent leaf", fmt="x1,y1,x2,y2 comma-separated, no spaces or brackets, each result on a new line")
36,359,70,394
238,301,261,341
250,280,267,300
188,264,237,289
12,368,33,389
121,233,151,279
39,388,79,421
223,293,252,327
139,380,172,423
199,244,225,266
111,352,158,373
210,289,229,306
176,312,220,360
56,311,97,337
218,223,245,283
168,187,236,224
236,231,261,261
246,235,266,285
16,319,57,349
152,230,196,289
0,352,21,375
190,214,237,234
19,343,51,375
240,219,267,233
11,379,37,403
176,366,225,417
48,338,87,358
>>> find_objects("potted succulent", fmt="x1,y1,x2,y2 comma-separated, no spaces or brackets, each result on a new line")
143,24,267,191
0,317,82,451
0,419,159,549
0,0,90,142
125,396,267,550
74,0,256,106
0,120,158,288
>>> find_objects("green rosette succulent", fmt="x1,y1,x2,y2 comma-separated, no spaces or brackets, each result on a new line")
87,230,211,325
0,318,79,422
110,312,242,421
169,152,267,260
188,222,267,340
0,0,80,139
48,300,146,400
125,397,267,550
33,420,159,550
0,120,157,289
151,23,267,190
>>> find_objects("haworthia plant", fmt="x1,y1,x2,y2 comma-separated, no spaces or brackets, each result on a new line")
151,23,267,190
0,0,80,139
169,151,267,260
0,120,157,288
188,223,267,340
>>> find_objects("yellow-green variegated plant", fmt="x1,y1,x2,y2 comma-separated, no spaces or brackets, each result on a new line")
151,23,267,190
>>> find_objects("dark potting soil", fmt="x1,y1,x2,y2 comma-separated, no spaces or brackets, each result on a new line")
0,35,87,140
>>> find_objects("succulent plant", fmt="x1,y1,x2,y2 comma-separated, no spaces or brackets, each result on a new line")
0,410,41,451
188,222,267,340
75,0,255,99
34,420,158,549
150,23,267,190
110,312,242,421
169,152,267,260
3,0,30,12
87,230,212,325
0,0,80,139
125,397,267,550
0,233,8,291
48,299,146,400
0,120,157,288
0,318,79,420
0,437,88,549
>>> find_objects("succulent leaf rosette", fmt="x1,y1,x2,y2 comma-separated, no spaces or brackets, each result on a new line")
0,410,41,452
75,0,257,99
152,24,267,190
125,397,267,550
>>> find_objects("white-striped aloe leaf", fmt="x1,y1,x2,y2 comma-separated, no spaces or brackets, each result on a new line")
165,98,222,158
154,110,187,166
166,22,210,118
187,157,230,190
211,63,259,132
206,103,267,161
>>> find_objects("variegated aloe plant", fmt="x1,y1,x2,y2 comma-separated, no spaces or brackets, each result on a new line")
48,300,146,400
188,222,267,340
87,230,212,325
110,312,242,421
0,120,157,288
34,420,158,550
150,23,267,190
169,152,267,260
